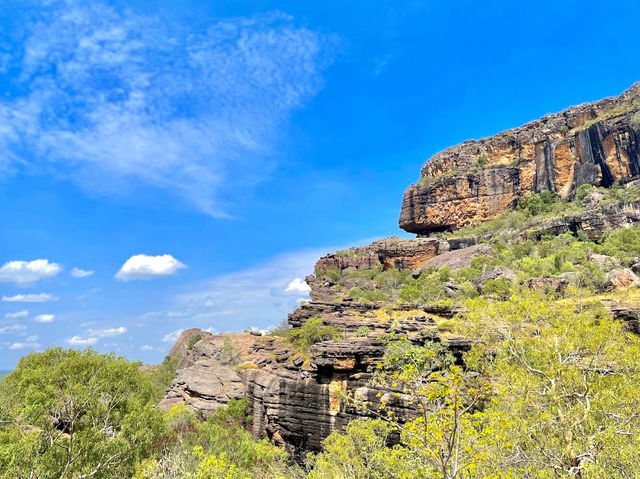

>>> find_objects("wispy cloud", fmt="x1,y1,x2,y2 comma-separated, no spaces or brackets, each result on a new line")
5,310,28,319
162,329,184,343
172,247,328,331
67,335,97,346
34,313,55,323
0,1,336,216
285,278,311,294
66,325,127,347
87,326,127,338
10,340,41,350
0,324,27,334
2,293,59,303
0,259,62,285
71,267,93,278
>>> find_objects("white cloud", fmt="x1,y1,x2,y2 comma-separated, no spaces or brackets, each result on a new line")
10,341,40,350
71,267,94,278
115,254,186,281
0,259,62,285
172,247,327,331
5,310,28,319
2,293,59,303
34,314,55,323
162,329,184,343
67,335,98,346
285,278,311,294
140,344,153,351
0,2,336,216
88,326,127,338
0,324,26,334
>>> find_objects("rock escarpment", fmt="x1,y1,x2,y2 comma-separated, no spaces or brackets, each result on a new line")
160,236,474,455
161,82,640,456
399,83,640,234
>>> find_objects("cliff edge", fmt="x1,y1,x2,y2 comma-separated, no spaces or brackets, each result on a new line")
399,83,640,234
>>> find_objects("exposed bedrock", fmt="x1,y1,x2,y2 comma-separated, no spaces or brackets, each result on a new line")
162,83,640,457
161,328,471,456
399,82,640,234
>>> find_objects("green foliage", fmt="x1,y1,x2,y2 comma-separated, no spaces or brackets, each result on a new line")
220,338,241,366
469,154,490,175
188,334,202,350
0,348,165,479
147,355,179,399
465,292,640,477
398,268,448,304
307,420,417,479
355,326,372,337
287,317,341,352
518,191,563,216
343,339,503,478
598,226,640,265
315,266,341,283
133,399,298,479
268,319,291,337
349,287,390,303
481,278,513,299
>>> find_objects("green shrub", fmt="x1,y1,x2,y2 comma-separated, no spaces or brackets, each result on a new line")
287,317,341,352
354,326,372,337
0,348,165,479
268,319,291,337
220,338,241,365
598,226,640,265
188,334,202,350
348,287,390,303
481,278,513,299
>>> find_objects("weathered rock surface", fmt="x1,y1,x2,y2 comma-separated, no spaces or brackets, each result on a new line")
315,236,449,273
161,84,640,459
606,268,640,290
161,326,470,455
399,83,640,234
477,266,517,285
412,243,494,277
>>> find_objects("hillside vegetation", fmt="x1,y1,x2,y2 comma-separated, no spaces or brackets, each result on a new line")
4,191,640,478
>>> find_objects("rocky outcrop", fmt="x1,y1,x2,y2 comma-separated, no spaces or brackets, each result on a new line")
412,243,494,277
606,268,640,290
161,326,470,455
315,236,449,273
160,84,640,459
399,82,640,234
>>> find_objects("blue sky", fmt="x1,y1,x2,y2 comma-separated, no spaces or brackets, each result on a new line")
1,0,639,369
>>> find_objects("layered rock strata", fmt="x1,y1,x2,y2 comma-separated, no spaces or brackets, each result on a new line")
399,83,640,234
162,83,640,457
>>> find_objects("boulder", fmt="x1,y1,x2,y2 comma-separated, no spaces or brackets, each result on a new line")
412,244,494,278
582,190,604,209
606,268,640,290
587,252,620,270
315,236,449,273
527,277,569,294
477,266,517,285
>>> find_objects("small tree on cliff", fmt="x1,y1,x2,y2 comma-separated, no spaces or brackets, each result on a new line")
344,339,508,479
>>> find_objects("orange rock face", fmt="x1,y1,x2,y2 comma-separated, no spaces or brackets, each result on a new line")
399,82,640,234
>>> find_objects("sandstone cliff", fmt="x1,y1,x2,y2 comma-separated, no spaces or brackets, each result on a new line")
399,83,640,234
161,82,640,456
